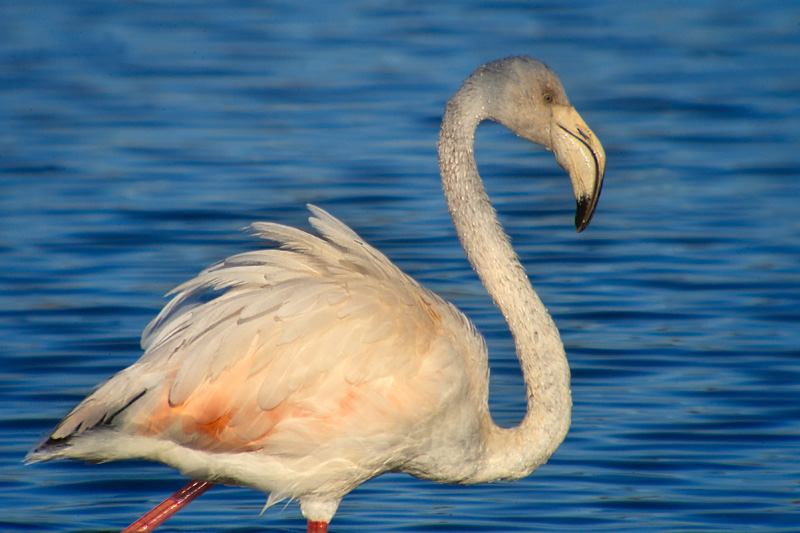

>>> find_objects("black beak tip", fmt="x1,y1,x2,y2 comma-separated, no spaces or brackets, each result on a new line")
575,196,596,233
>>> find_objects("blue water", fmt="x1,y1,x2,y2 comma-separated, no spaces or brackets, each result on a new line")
2,1,799,531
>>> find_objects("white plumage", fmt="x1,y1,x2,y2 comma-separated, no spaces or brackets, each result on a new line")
28,56,605,532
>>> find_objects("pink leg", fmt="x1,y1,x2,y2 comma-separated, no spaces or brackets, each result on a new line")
307,520,329,533
120,480,214,533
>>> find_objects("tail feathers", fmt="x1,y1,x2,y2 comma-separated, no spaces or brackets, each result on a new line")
28,386,148,460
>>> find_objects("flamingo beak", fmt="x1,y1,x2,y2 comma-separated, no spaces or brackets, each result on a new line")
550,106,605,232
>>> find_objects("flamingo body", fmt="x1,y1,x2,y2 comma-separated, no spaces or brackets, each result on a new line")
38,207,490,517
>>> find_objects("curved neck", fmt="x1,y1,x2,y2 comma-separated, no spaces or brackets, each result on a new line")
437,86,571,481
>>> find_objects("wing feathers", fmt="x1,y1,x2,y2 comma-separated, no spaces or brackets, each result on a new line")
36,206,479,462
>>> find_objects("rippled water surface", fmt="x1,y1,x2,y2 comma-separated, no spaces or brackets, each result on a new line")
2,1,799,531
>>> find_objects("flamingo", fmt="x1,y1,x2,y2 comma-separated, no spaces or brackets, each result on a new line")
27,56,605,532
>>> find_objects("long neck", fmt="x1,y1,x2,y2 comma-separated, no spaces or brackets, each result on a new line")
437,86,571,481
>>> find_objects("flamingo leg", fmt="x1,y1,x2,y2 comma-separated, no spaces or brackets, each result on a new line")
307,520,329,533
120,480,215,533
